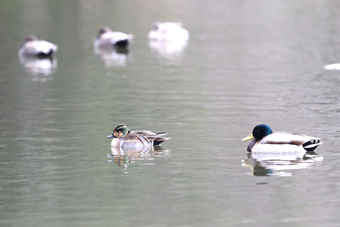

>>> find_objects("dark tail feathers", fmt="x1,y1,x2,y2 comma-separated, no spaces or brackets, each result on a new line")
303,139,322,151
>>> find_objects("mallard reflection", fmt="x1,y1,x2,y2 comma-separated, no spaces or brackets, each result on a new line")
242,151,323,177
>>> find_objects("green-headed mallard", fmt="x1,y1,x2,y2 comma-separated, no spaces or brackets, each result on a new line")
106,124,169,148
242,124,322,153
18,35,58,58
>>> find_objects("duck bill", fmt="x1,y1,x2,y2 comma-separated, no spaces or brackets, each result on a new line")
241,133,254,141
106,134,114,139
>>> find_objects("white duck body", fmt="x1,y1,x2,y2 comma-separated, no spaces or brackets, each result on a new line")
148,22,189,41
251,132,321,153
19,36,58,57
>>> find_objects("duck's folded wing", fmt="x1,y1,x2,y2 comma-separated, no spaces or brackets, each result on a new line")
260,133,320,146
134,131,169,145
120,133,149,148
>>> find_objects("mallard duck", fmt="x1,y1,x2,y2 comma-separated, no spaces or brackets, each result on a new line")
94,26,134,49
242,124,322,153
18,35,58,58
148,22,189,41
106,124,169,148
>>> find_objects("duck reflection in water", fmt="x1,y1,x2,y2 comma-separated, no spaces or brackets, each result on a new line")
148,22,189,63
242,151,323,177
18,55,57,76
93,26,134,66
108,145,169,169
241,124,323,176
18,35,58,76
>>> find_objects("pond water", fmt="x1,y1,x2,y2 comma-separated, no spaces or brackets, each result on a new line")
1,0,340,226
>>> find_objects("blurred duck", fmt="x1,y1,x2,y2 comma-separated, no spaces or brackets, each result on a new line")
106,124,169,148
94,26,134,49
18,35,58,58
242,124,322,153
324,63,340,70
148,22,189,41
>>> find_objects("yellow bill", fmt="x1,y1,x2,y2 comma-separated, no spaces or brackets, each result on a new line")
241,133,254,141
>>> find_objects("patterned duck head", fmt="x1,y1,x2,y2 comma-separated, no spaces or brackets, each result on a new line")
106,124,130,139
242,124,273,141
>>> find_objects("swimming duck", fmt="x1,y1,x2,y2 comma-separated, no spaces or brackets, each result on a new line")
242,124,322,153
18,35,58,58
94,26,134,49
148,22,189,41
106,124,169,148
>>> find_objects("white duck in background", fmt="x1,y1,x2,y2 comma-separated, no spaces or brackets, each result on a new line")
148,22,189,62
18,35,58,58
148,22,189,41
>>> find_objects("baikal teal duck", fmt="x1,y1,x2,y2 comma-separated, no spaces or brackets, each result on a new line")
106,124,169,149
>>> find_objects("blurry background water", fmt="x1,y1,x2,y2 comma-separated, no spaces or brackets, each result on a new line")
1,0,340,226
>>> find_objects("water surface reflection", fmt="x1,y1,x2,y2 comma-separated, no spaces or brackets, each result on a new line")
242,151,323,177
93,45,130,67
18,55,57,76
149,39,188,64
108,146,169,173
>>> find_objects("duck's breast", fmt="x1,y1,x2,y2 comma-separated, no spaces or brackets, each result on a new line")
110,138,121,147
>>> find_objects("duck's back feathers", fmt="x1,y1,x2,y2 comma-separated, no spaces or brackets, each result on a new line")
260,133,316,145
252,133,322,152
134,131,169,145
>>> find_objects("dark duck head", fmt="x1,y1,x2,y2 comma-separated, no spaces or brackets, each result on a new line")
242,124,273,142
